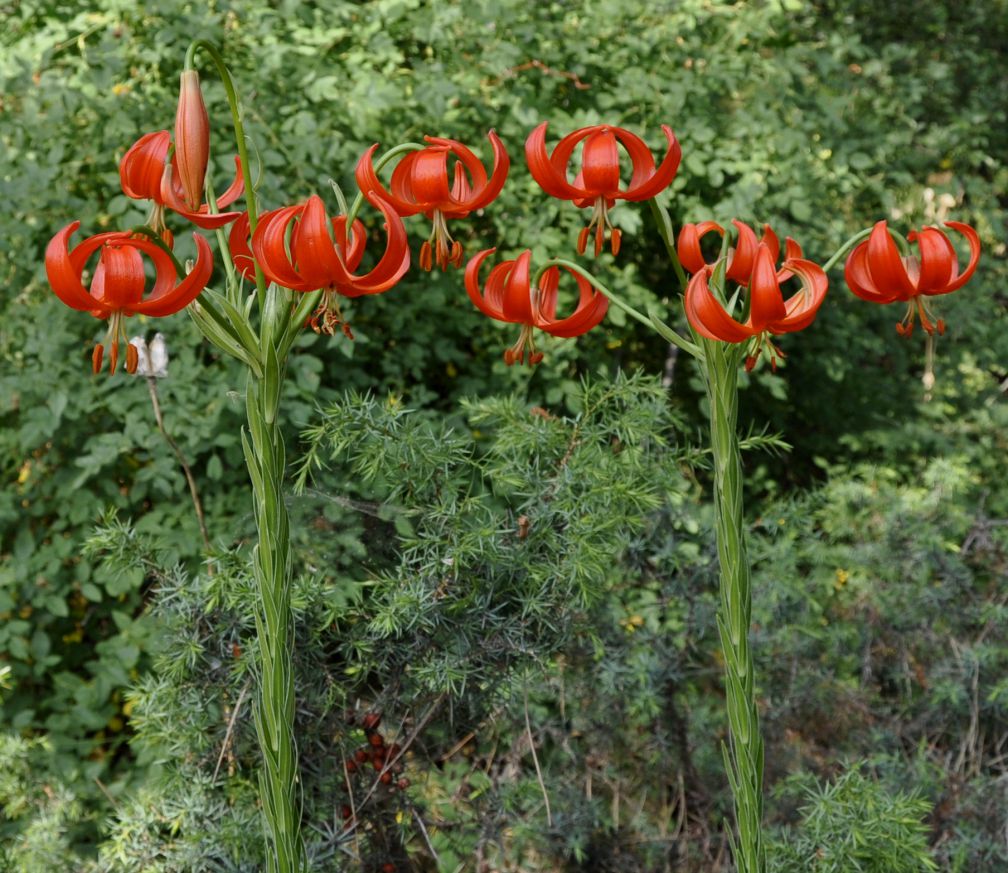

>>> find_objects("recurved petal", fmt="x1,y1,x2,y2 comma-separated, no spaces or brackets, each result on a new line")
865,220,916,299
450,161,473,206
776,237,803,282
726,221,759,284
336,196,411,296
525,122,584,200
677,221,724,275
844,242,892,302
758,224,781,263
935,220,981,294
464,248,505,320
535,267,561,322
541,293,609,337
355,144,419,216
772,258,829,334
252,204,309,290
183,208,245,229
333,217,367,273
132,233,213,317
160,165,242,228
228,212,257,281
613,128,656,192
910,227,955,294
121,235,178,303
407,149,452,209
579,129,621,198
46,223,111,313
500,250,535,324
426,136,488,194
290,195,345,290
483,261,515,317
684,269,755,343
539,270,608,338
459,129,509,212
214,156,246,209
746,244,787,331
120,131,171,202
622,125,682,201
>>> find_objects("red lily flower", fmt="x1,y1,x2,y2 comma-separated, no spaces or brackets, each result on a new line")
46,222,212,373
354,132,509,271
251,194,410,336
525,122,681,256
844,220,980,335
677,220,803,284
465,249,609,365
685,243,828,371
119,130,244,243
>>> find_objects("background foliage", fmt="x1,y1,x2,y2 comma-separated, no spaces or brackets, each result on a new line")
1,0,1005,870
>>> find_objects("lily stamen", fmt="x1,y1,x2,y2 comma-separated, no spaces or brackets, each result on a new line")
503,324,543,366
421,209,464,272
577,198,622,257
309,289,355,339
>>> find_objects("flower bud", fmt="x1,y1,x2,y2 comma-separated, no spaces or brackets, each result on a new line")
175,70,210,211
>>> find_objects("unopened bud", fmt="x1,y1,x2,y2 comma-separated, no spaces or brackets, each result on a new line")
175,69,210,211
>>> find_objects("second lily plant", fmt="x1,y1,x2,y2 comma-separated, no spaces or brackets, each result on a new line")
44,42,981,873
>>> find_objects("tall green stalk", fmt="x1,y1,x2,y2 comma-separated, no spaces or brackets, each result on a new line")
640,198,767,869
184,42,305,871
703,339,765,873
242,334,302,872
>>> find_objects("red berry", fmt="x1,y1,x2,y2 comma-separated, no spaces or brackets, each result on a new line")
340,804,352,819
379,771,393,784
382,864,396,873
368,733,384,748
397,778,410,790
354,749,369,763
361,712,382,731
345,760,357,773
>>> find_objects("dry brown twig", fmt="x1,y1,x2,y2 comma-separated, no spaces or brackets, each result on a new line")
502,59,590,90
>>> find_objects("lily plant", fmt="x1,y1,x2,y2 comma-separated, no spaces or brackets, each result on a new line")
44,42,981,873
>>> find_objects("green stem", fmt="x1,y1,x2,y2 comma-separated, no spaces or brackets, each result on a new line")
186,41,304,872
820,227,872,273
648,197,688,292
204,174,237,291
243,353,303,873
703,339,765,873
540,258,700,358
